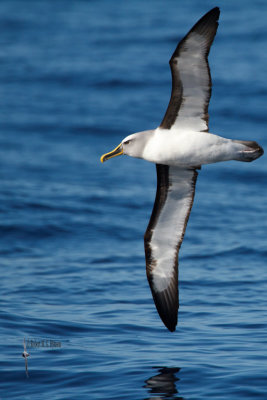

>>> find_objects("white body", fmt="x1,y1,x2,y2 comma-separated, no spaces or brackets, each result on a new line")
123,128,253,167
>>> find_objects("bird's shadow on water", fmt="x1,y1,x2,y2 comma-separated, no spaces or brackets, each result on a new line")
143,366,184,400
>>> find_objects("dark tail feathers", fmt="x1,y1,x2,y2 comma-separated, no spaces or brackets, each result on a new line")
233,139,264,162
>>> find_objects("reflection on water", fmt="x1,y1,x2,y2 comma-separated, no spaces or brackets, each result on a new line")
144,367,184,400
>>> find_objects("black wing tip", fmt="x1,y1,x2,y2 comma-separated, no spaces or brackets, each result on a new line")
192,6,220,33
152,292,178,332
200,7,220,24
162,305,178,331
150,285,178,332
170,6,220,64
207,6,220,17
160,312,177,332
165,321,177,332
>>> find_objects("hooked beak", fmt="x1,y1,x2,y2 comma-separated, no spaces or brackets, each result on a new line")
100,143,123,163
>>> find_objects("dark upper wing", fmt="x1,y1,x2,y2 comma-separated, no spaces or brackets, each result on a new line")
144,165,198,331
160,7,220,132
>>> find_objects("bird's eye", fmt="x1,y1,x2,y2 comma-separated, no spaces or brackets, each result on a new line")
124,140,131,145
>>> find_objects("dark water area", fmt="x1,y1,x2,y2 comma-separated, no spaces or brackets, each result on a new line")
0,0,266,398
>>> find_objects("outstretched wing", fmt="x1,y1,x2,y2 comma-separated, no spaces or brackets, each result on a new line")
144,165,198,331
160,7,220,132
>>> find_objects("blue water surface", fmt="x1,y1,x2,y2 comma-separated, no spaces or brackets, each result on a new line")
0,0,267,399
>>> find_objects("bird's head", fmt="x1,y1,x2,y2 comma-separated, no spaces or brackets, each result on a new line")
100,130,154,163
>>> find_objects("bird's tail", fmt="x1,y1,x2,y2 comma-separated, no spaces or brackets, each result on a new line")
233,140,264,162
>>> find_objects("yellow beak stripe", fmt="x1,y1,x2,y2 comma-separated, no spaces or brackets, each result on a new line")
100,143,123,163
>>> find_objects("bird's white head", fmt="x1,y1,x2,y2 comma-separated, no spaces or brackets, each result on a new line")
100,130,154,163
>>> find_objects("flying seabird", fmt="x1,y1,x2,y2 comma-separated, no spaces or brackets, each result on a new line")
100,7,263,331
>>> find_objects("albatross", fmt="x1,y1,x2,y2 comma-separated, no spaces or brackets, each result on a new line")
100,7,263,332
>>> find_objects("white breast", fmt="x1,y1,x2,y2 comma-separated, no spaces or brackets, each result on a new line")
142,129,238,167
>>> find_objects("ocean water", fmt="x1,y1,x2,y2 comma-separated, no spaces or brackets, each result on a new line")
0,0,266,398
